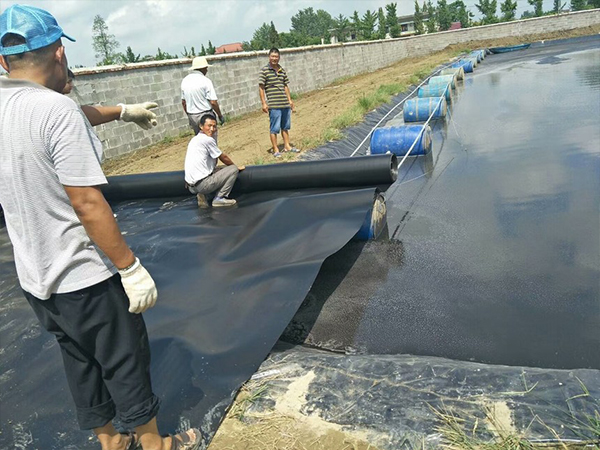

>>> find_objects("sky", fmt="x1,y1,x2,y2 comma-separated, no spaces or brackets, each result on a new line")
1,0,559,68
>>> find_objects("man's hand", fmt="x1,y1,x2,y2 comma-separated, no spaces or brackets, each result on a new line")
219,116,226,126
290,100,295,112
238,165,246,171
119,257,158,314
261,103,269,114
119,102,159,130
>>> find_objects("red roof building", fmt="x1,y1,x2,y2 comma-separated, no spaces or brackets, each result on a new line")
215,42,243,54
449,22,462,30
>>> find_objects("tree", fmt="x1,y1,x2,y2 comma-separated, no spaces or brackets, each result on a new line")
181,46,196,58
449,0,472,27
248,22,280,50
414,1,425,34
362,10,378,40
92,15,120,65
121,46,140,63
155,47,175,60
475,0,498,24
553,0,567,13
528,0,544,16
426,1,437,32
570,0,587,10
207,40,216,55
279,31,308,48
199,44,207,56
333,14,350,41
386,3,401,38
351,11,362,40
377,7,387,39
290,7,334,45
500,0,518,20
437,0,452,30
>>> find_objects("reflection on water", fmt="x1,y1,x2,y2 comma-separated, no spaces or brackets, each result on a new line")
357,43,600,369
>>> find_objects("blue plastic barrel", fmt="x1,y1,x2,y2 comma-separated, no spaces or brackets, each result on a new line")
470,51,483,62
418,84,452,101
429,75,456,90
370,125,433,156
403,97,447,122
451,59,474,73
440,67,464,80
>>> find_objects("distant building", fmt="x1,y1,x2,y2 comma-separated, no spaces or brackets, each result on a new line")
215,42,243,54
449,22,462,30
397,13,432,36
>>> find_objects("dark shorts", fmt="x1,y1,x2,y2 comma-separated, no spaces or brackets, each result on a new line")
269,107,291,134
23,274,160,430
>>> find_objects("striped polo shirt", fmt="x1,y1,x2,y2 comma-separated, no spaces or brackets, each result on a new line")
259,64,290,109
0,77,115,299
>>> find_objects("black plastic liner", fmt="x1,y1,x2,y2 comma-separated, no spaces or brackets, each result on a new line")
283,36,600,370
0,185,385,449
101,155,398,201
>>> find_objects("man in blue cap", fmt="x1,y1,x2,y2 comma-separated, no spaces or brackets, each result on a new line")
0,4,202,450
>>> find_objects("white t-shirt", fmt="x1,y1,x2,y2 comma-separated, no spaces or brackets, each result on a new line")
180,71,218,114
0,77,115,300
184,133,222,185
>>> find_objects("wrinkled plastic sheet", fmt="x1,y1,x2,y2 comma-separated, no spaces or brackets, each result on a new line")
249,343,600,449
0,187,380,449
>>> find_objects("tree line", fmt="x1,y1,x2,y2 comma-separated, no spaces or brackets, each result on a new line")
92,15,217,66
92,0,600,66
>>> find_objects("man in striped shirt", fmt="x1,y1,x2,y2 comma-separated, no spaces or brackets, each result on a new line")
258,48,299,157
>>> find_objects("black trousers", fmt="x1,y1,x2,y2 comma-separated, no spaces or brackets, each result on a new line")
24,274,160,430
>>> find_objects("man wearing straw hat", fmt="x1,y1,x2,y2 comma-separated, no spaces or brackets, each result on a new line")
0,4,202,450
181,56,225,135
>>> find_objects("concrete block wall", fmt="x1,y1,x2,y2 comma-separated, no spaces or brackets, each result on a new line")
70,9,600,160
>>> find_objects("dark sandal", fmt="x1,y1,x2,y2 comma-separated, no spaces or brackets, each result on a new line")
123,432,139,450
169,428,204,450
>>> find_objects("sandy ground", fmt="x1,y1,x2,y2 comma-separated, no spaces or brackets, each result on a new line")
102,27,599,449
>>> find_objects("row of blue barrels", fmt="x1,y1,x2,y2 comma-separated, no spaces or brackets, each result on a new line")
454,48,486,73
369,49,485,158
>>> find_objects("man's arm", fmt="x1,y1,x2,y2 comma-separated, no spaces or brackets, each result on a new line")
64,185,157,313
210,100,224,124
284,85,295,112
218,153,245,170
81,103,158,129
64,185,135,268
259,85,269,113
182,99,188,114
80,105,121,127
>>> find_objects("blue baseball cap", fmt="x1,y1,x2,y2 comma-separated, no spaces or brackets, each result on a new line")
0,4,75,56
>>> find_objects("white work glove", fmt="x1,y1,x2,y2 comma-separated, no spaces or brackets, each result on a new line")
118,102,159,130
119,257,158,313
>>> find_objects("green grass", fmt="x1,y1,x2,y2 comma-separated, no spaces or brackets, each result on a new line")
317,81,409,146
159,135,175,145
231,383,269,421
322,127,343,142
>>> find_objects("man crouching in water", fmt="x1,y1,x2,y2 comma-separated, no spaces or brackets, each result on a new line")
184,114,244,207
